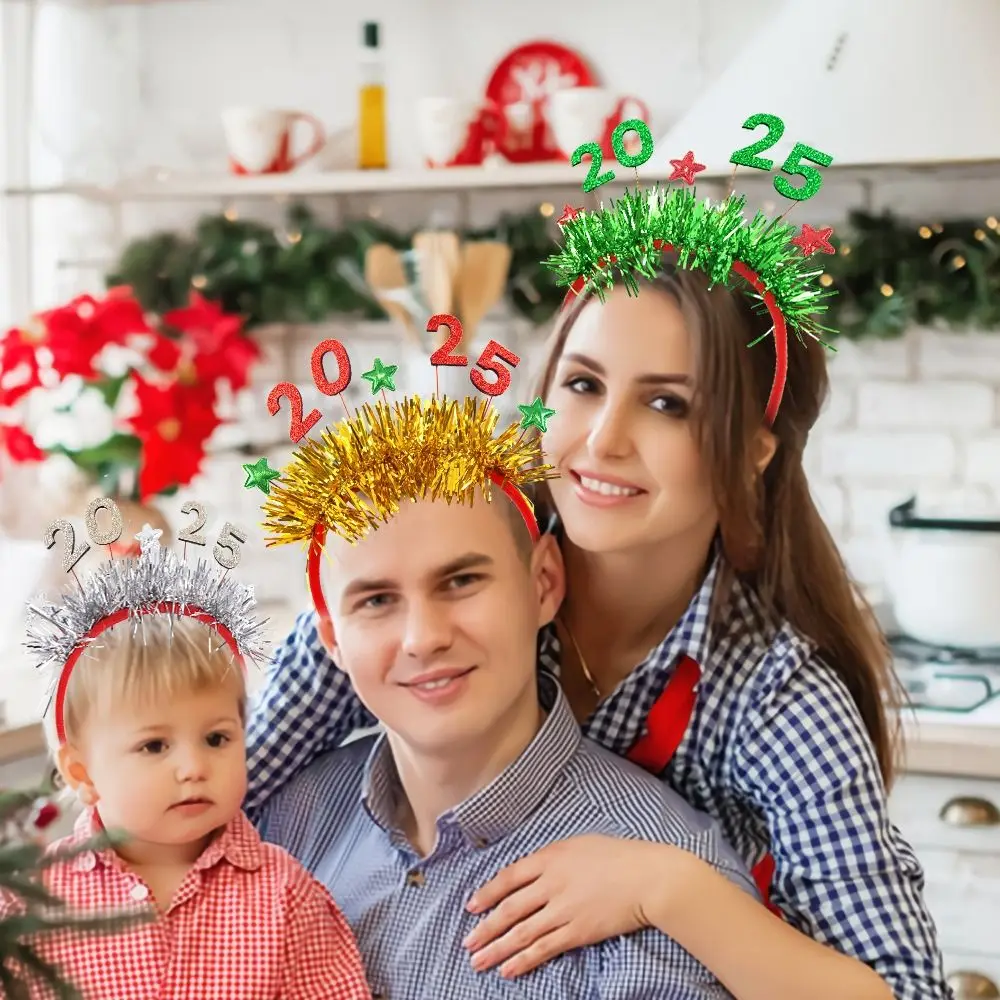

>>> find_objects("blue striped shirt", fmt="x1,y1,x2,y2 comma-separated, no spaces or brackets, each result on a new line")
252,673,755,1000
245,549,950,1000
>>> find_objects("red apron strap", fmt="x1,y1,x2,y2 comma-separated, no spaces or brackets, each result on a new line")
750,853,783,917
625,654,701,774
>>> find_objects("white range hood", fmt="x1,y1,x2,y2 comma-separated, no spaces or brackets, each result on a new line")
648,0,1000,175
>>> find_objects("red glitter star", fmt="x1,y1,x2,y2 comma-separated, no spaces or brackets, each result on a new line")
791,223,836,256
668,150,706,186
557,204,583,226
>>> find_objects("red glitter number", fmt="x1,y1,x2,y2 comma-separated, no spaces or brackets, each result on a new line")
267,381,321,443
428,314,468,367
311,338,352,396
471,340,520,397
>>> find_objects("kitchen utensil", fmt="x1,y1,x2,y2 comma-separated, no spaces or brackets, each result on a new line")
886,496,1000,648
457,241,513,346
221,108,326,174
413,231,460,315
364,244,420,342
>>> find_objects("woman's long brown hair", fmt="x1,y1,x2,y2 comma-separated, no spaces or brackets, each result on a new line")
533,263,902,786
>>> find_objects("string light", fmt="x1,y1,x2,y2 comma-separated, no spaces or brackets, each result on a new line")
840,244,852,255
191,275,208,289
951,255,967,270
931,223,944,234
880,283,894,297
819,274,833,287
539,202,555,217
987,216,998,230
974,229,987,241
224,205,239,222
918,225,932,239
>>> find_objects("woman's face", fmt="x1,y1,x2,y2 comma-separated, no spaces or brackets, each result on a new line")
543,285,718,555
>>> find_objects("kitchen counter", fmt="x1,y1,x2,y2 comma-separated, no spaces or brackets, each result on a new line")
3,604,1000,780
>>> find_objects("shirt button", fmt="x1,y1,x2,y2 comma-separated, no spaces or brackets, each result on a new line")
78,852,96,871
405,870,425,888
130,883,150,902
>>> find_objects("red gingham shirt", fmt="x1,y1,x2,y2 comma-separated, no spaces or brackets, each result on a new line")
11,808,372,1000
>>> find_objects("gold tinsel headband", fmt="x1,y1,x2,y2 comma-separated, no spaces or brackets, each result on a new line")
246,315,558,618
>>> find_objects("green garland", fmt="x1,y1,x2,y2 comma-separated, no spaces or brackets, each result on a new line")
104,202,1000,343
545,186,834,345
106,203,565,330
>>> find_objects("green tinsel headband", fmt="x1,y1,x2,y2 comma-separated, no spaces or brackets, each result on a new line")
542,114,840,425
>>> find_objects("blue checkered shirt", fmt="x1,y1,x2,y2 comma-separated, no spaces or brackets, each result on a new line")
251,672,755,999
246,552,950,1000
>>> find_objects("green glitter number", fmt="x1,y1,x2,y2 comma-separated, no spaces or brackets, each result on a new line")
571,141,616,193
774,142,834,202
611,119,654,168
729,113,785,171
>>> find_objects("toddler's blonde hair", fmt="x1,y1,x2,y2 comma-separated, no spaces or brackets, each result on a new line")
45,614,247,750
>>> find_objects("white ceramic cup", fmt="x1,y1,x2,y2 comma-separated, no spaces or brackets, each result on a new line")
221,107,325,174
548,86,647,159
416,97,481,167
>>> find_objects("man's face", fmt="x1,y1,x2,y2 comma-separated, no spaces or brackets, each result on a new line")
319,494,563,757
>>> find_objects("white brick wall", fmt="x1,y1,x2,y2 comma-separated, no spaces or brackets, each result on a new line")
811,330,1000,594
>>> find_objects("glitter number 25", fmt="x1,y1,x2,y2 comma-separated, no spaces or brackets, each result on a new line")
729,113,834,202
427,314,521,397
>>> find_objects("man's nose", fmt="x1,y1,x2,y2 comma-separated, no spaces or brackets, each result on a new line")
400,599,453,659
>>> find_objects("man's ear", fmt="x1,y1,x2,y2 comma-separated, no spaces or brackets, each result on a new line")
56,744,99,807
530,533,566,629
316,613,338,659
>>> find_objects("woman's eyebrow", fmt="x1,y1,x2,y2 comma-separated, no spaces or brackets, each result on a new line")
561,352,692,386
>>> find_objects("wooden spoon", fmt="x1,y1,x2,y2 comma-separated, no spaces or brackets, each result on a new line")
413,231,461,316
364,244,419,343
457,241,513,346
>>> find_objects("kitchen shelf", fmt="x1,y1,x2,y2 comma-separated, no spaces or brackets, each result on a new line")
1,162,726,203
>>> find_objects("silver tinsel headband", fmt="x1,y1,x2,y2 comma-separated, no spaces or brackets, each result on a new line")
25,522,268,742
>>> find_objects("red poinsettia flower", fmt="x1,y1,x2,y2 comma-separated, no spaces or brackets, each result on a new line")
0,327,44,406
164,293,259,392
38,287,152,379
126,372,220,499
0,422,44,463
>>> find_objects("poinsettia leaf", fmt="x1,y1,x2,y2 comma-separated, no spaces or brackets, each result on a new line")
94,374,128,408
52,434,141,475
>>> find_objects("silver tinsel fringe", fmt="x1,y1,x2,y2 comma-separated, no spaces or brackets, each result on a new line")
23,545,270,696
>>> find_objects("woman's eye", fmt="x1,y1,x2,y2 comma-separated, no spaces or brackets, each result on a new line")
650,394,689,416
564,375,598,394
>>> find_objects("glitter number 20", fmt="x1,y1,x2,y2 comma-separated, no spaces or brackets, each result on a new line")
267,338,353,442
44,496,126,572
570,119,655,194
427,315,521,397
729,113,834,202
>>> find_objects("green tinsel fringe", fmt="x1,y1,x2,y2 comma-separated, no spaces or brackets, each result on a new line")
544,186,835,346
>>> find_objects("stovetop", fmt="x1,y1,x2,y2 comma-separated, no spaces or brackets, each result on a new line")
889,634,1000,715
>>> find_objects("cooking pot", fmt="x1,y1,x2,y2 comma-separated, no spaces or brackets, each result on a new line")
886,496,1000,649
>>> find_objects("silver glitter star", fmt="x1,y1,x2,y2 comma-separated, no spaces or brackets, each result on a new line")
134,523,163,555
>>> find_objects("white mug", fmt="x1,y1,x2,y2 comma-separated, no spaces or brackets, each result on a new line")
547,86,649,160
221,108,326,174
416,97,494,167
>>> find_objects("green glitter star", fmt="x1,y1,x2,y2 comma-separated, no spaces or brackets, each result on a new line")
518,397,557,433
361,357,399,394
242,457,281,495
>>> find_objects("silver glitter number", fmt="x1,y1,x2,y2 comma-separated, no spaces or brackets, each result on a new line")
178,501,208,546
84,496,124,546
213,522,247,570
43,518,90,572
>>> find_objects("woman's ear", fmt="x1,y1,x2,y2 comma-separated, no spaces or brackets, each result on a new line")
531,533,566,629
56,744,99,807
753,427,778,474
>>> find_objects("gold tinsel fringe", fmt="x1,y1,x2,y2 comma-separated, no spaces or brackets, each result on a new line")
262,395,555,546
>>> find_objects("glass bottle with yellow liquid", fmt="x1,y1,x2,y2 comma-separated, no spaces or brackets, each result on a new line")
358,21,387,169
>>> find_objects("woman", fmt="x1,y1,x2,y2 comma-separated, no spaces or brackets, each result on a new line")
245,264,947,1000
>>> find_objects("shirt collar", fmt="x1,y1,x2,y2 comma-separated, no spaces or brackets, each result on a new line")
69,807,263,874
361,672,580,849
539,540,723,679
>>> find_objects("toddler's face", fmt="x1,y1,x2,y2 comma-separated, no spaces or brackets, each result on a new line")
70,681,247,850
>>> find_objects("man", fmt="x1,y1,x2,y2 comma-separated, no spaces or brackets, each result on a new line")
250,489,757,1000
